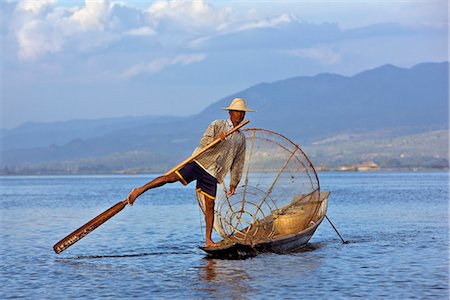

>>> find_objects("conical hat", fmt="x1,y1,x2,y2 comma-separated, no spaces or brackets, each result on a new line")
222,98,256,112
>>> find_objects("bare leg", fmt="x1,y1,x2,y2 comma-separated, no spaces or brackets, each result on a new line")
205,197,218,247
127,172,180,205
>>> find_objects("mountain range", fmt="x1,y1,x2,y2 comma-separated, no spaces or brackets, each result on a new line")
1,62,448,174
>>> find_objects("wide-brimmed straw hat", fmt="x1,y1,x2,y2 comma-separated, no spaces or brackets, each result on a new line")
222,98,256,112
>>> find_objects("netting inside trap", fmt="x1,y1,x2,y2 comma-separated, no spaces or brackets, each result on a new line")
197,128,320,244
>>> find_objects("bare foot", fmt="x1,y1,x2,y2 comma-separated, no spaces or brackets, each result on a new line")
205,240,219,247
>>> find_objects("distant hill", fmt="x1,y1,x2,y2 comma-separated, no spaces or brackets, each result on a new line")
0,115,185,151
304,129,449,170
1,62,448,174
201,62,448,141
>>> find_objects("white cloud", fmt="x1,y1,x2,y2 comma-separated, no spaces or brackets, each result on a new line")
12,0,153,61
7,0,447,63
126,26,155,36
121,53,207,78
235,13,296,32
286,46,341,65
71,0,110,30
10,0,300,62
16,19,62,60
16,0,55,15
147,0,233,32
187,13,297,48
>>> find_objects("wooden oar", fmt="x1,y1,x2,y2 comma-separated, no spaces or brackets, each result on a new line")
53,119,249,254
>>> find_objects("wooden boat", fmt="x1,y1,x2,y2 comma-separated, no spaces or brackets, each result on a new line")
199,191,329,259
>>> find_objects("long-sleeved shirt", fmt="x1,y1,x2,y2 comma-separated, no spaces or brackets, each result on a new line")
193,119,246,187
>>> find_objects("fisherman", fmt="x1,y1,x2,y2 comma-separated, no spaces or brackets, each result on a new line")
127,98,256,247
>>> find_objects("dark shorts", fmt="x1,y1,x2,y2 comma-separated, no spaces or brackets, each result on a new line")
175,161,217,200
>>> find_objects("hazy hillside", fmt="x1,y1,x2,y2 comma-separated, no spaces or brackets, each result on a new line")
304,129,449,170
0,115,184,151
1,62,448,174
200,62,448,142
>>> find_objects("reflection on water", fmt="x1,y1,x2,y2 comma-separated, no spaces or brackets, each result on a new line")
202,259,218,281
195,243,329,298
196,257,254,297
201,258,251,283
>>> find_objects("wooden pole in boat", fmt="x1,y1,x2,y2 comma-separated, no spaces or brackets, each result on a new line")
53,120,250,254
325,215,348,244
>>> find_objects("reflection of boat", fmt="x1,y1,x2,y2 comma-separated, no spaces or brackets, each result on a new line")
199,191,329,259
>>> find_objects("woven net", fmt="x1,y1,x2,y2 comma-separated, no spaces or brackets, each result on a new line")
197,128,320,244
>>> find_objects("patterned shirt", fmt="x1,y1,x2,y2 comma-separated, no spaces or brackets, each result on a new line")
193,119,246,187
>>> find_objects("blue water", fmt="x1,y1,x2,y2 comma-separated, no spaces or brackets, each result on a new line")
0,172,448,299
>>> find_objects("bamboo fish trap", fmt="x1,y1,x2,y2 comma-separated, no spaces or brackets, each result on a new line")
197,128,321,246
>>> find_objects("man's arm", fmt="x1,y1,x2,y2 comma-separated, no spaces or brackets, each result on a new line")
229,139,246,195
200,120,218,148
199,120,219,148
193,120,227,156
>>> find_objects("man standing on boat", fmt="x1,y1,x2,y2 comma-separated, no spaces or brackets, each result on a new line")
126,98,256,247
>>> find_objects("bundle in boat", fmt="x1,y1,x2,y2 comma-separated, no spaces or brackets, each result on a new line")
272,192,328,236
273,208,306,235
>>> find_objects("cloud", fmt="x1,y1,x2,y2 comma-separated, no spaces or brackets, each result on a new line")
188,13,297,48
5,0,447,63
121,53,207,78
16,19,62,60
147,0,233,32
126,26,155,36
188,21,344,53
16,0,55,14
8,0,303,61
70,0,110,30
285,46,341,65
11,0,153,61
234,13,296,32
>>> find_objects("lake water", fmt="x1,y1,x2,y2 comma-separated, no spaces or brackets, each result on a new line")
0,172,448,299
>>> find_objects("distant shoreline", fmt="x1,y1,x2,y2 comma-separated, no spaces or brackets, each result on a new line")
1,168,448,176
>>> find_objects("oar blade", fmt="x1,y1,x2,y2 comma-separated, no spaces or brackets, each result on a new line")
53,200,128,254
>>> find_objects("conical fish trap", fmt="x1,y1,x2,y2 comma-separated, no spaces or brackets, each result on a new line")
197,128,320,244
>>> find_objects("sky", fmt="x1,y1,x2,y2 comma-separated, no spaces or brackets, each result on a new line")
0,0,448,129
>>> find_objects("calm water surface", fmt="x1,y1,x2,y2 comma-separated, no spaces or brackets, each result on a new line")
0,172,448,299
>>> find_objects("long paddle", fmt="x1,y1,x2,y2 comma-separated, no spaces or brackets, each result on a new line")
53,120,249,254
